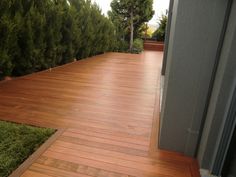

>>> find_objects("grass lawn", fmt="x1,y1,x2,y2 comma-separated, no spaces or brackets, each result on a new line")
0,121,55,177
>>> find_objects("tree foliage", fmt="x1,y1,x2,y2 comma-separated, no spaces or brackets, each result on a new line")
0,0,116,78
109,0,154,51
152,13,168,41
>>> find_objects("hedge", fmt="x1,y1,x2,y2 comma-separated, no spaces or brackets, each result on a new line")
0,0,116,78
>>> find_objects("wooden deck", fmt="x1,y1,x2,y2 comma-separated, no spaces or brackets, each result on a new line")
0,51,200,177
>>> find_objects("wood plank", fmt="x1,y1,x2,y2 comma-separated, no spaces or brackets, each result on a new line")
21,170,53,177
9,129,65,177
0,51,200,177
35,157,134,177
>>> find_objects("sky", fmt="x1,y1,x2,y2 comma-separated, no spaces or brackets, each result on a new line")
91,0,169,26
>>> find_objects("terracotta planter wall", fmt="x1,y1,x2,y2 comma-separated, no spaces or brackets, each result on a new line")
144,40,164,51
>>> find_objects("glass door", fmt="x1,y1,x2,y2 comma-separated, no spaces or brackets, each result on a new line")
222,128,236,177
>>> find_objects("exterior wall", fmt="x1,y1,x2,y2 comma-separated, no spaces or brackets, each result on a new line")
159,0,228,156
161,0,173,75
197,0,236,174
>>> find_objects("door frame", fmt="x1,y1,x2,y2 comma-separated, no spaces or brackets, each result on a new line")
212,85,236,175
161,0,173,75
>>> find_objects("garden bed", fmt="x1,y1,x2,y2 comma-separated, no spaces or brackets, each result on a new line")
0,121,55,177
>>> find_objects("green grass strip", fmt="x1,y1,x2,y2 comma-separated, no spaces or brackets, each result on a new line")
0,121,55,177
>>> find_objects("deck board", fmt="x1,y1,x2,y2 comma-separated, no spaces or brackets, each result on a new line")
0,52,200,177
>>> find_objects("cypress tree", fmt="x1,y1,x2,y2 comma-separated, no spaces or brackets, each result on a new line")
60,0,75,64
31,2,46,70
0,16,13,77
0,0,20,77
44,0,62,68
0,0,117,78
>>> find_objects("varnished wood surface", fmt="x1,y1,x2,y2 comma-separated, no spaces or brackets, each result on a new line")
144,41,164,51
0,52,200,177
9,129,65,177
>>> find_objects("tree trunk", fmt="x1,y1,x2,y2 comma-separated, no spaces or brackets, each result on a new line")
129,10,134,51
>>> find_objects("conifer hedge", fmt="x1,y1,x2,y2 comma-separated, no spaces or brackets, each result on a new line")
0,0,116,78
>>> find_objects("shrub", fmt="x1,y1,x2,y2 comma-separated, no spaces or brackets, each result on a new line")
132,39,144,54
152,13,168,41
113,40,129,52
0,0,116,78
